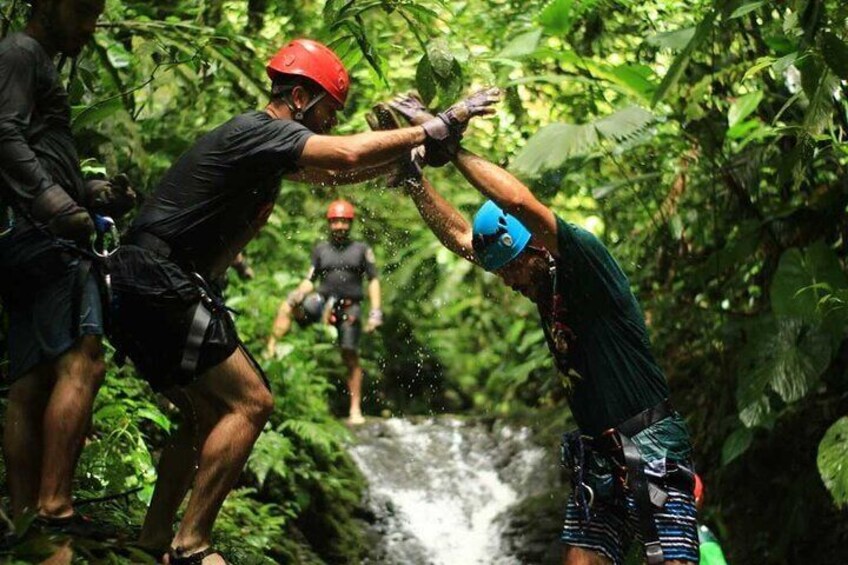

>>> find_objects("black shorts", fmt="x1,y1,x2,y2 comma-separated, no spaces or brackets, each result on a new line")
0,221,104,381
107,245,239,391
332,300,361,351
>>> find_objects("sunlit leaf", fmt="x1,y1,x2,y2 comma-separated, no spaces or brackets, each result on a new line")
645,27,696,50
818,417,848,509
652,10,717,106
539,0,576,35
497,29,543,59
512,106,656,177
427,38,455,79
729,1,766,19
728,90,763,127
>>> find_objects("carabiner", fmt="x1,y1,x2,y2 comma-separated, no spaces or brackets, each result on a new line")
92,215,120,258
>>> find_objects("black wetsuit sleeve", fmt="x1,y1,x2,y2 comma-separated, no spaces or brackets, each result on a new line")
0,43,57,203
363,245,378,279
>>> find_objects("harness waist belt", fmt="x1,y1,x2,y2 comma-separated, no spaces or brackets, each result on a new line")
616,399,673,438
128,230,173,259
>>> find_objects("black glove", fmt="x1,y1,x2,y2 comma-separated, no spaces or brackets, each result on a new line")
83,174,137,217
407,88,500,141
390,90,502,167
389,94,459,167
31,185,94,243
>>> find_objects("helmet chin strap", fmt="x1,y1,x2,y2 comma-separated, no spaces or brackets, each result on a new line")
287,91,327,122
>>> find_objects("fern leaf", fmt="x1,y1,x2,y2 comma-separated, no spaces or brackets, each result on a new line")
279,419,340,456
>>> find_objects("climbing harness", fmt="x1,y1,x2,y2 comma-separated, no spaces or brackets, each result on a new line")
536,247,577,381
128,230,268,388
560,400,693,565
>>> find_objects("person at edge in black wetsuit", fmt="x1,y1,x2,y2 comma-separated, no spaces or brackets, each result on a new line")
376,95,698,565
0,0,135,540
265,199,382,425
105,38,500,564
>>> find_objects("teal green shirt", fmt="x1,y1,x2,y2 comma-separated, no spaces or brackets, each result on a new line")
540,217,690,460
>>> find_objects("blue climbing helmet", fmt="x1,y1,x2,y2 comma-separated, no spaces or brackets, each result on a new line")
471,200,531,271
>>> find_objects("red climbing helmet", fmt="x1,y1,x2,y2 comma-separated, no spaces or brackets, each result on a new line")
326,199,355,220
266,39,349,107
693,473,704,508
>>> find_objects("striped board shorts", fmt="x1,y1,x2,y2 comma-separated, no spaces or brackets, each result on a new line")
561,483,699,564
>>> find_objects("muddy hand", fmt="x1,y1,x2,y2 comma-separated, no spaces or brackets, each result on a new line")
419,88,501,141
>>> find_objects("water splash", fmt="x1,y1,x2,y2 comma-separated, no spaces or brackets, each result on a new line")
350,417,547,565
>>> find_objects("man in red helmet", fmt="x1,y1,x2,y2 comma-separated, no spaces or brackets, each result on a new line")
266,199,382,425
105,38,497,563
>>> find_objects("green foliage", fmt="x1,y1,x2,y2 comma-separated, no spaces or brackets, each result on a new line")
511,106,657,177
2,0,848,562
817,417,848,509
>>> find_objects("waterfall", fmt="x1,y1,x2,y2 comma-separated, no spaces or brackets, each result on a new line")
349,417,552,565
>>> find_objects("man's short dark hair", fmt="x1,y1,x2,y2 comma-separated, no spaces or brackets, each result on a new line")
269,74,324,102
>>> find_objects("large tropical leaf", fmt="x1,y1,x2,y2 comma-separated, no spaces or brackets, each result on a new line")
736,316,832,427
818,417,848,509
511,106,656,177
770,241,848,321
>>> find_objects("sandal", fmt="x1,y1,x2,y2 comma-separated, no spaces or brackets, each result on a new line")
33,513,121,541
168,546,229,564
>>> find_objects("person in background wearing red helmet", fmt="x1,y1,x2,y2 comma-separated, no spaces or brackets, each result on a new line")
694,474,730,565
104,38,497,564
265,199,382,425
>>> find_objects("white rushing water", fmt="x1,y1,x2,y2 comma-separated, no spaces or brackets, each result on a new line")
349,417,547,565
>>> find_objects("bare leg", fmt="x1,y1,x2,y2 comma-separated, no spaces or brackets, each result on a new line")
562,545,613,565
341,349,363,423
169,347,273,557
3,365,54,518
38,335,105,517
138,390,210,554
265,302,294,357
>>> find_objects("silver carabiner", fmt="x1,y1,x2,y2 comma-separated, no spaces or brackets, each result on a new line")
92,215,120,258
581,483,595,508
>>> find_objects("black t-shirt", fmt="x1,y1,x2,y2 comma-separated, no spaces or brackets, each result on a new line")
308,240,378,301
130,111,313,278
541,217,670,436
0,33,83,206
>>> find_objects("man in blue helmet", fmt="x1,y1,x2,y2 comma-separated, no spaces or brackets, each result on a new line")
380,96,698,565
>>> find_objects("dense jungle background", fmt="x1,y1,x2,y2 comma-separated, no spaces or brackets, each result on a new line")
1,0,848,563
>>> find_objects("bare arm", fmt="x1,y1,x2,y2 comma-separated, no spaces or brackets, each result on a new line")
284,160,402,186
453,149,559,257
265,278,315,357
368,278,381,311
406,178,476,263
297,127,426,171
